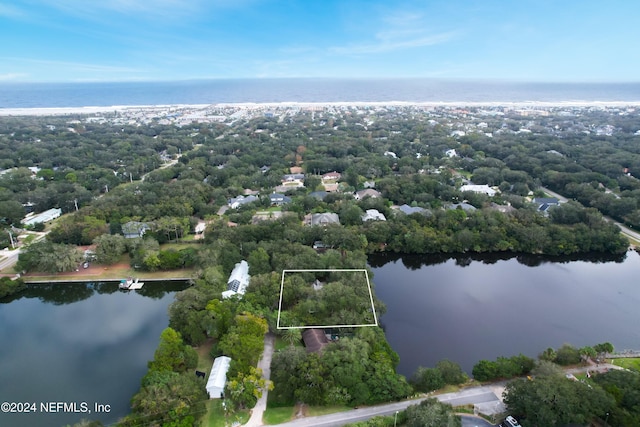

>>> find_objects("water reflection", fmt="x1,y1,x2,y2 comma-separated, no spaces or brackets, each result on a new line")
0,281,188,427
368,251,627,270
1,280,188,305
369,252,639,377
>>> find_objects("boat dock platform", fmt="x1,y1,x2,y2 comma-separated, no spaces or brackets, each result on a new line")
119,278,145,290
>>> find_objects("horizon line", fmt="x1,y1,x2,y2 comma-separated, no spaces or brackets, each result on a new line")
2,77,640,85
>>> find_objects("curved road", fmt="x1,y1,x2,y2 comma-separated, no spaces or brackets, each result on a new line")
263,386,503,427
540,186,640,242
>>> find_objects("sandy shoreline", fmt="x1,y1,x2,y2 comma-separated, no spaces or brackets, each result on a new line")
1,100,640,116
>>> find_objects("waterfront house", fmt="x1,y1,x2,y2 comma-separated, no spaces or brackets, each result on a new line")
222,260,250,299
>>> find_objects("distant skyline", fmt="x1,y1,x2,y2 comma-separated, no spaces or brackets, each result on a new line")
0,0,638,83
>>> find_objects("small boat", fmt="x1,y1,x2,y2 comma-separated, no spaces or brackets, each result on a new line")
119,277,145,290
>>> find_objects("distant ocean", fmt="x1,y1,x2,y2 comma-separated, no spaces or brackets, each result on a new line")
1,78,640,108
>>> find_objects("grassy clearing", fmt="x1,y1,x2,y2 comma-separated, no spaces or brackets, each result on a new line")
159,242,201,250
612,357,640,372
454,404,474,414
23,262,195,282
195,339,215,373
432,384,464,395
201,400,250,427
274,337,303,351
263,407,295,425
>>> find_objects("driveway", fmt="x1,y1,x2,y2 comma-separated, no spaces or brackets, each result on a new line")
244,332,276,427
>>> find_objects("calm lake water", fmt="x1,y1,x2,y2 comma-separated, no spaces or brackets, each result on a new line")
369,251,640,377
0,281,187,427
2,254,640,425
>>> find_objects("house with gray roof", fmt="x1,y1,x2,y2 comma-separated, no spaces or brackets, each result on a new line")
122,221,151,238
448,202,477,212
395,204,430,216
306,212,340,226
228,195,259,209
354,189,382,200
269,193,291,206
533,197,560,214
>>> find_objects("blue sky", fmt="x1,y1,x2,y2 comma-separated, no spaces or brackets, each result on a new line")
0,0,638,82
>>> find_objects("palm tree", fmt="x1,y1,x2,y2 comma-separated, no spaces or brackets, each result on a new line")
282,329,301,346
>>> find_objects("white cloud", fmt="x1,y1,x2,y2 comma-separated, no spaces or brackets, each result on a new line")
0,3,26,18
330,31,458,55
0,73,28,81
3,57,145,73
32,0,258,21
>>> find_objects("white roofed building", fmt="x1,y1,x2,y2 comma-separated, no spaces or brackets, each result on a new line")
222,260,250,299
206,356,231,399
21,208,62,226
362,209,386,221
459,184,497,197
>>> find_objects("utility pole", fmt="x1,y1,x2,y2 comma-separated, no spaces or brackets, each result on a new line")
8,230,15,249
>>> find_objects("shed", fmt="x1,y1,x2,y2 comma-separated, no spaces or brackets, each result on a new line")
206,356,232,399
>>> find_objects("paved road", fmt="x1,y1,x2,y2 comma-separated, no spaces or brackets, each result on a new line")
438,390,498,407
0,249,21,273
540,186,569,203
462,415,495,427
269,386,502,427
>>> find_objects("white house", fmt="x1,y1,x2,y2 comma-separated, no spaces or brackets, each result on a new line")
222,260,250,299
228,195,259,209
21,208,62,226
362,209,386,221
206,356,232,399
445,148,459,158
383,151,397,159
459,184,497,197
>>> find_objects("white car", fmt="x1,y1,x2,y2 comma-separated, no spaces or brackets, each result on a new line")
502,416,522,427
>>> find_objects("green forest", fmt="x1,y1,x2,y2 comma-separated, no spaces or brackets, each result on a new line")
2,105,640,426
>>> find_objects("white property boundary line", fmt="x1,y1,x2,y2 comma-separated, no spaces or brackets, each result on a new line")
276,269,378,329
